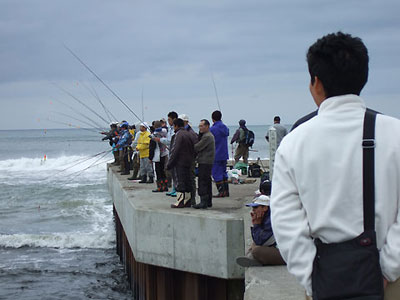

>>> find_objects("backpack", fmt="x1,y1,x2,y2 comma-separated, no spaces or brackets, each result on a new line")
248,163,261,178
244,129,255,147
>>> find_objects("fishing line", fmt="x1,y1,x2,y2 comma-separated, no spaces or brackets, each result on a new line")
63,44,148,129
89,81,119,122
65,150,111,179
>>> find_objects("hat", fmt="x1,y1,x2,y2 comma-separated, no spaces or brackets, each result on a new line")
178,114,190,122
120,121,129,128
245,195,270,207
239,119,246,126
109,121,118,126
140,122,149,128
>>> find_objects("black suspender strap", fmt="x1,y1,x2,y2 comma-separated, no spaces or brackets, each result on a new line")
362,109,377,231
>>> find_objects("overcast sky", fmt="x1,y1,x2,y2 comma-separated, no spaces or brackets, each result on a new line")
1,0,400,130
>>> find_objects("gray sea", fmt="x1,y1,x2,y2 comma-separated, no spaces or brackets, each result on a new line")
0,125,286,299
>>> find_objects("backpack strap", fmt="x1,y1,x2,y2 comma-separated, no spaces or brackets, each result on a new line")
362,109,377,231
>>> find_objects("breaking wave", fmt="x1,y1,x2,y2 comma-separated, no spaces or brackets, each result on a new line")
0,232,114,249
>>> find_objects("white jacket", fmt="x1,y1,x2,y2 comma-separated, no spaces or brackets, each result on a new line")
271,95,400,296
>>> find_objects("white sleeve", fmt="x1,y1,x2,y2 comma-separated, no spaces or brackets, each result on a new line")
380,199,400,282
270,148,316,296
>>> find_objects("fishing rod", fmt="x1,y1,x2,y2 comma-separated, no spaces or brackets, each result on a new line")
78,80,112,123
88,81,119,122
70,156,113,180
49,149,112,178
141,87,144,121
51,97,106,130
51,110,103,131
63,44,147,128
211,73,222,111
52,82,109,127
65,150,111,179
45,118,100,133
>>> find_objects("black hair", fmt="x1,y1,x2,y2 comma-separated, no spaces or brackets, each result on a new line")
274,116,280,123
211,110,222,121
259,180,272,196
200,119,210,127
173,118,184,128
307,32,369,98
168,111,178,120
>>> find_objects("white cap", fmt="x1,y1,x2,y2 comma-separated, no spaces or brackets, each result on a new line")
178,114,190,122
140,122,149,128
245,195,270,207
109,121,119,126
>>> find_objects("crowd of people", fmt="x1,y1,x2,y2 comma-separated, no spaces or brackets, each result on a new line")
102,110,235,209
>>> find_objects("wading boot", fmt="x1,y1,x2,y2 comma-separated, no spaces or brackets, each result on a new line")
171,192,186,208
111,151,120,166
223,179,230,197
139,175,147,184
128,168,139,180
162,180,169,192
213,181,225,198
147,176,154,184
166,186,176,197
207,195,212,208
152,180,162,192
193,195,208,209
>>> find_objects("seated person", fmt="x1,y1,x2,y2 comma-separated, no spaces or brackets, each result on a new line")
236,180,286,267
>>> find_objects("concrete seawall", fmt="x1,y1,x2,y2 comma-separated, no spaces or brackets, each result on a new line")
108,163,305,299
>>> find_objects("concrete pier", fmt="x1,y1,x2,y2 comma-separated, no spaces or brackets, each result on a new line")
108,163,305,300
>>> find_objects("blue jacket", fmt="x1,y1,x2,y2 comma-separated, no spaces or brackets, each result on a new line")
251,210,274,246
210,121,229,161
117,129,132,148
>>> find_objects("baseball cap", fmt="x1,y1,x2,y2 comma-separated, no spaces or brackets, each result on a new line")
245,195,270,207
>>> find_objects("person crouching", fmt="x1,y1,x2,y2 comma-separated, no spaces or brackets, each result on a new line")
236,180,285,267
167,118,195,208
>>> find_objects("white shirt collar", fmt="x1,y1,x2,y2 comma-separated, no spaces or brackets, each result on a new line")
318,94,366,115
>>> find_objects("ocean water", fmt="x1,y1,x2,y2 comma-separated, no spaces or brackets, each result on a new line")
0,129,132,300
0,125,288,299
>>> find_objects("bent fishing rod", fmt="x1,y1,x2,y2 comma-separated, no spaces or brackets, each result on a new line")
79,80,118,123
45,118,101,133
211,73,222,111
51,110,104,131
65,150,112,179
51,96,106,130
52,82,109,127
63,44,149,129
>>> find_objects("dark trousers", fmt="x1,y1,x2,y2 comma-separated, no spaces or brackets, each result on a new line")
155,156,166,181
174,166,191,193
198,164,212,197
122,148,130,173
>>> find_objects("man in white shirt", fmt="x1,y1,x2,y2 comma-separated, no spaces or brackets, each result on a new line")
271,32,400,298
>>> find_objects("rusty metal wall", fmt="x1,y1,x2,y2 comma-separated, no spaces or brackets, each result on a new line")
113,206,244,300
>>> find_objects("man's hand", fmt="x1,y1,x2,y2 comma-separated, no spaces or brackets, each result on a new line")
136,147,139,151
251,210,265,225
153,137,160,142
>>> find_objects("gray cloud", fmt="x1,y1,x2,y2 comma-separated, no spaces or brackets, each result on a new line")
1,0,400,129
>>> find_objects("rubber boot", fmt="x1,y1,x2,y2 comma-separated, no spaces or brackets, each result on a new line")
166,186,176,196
213,181,225,198
112,151,120,166
207,195,212,208
171,192,186,208
147,176,154,184
139,175,147,184
193,195,208,209
162,180,169,192
223,179,230,197
128,166,139,180
184,192,192,207
152,180,162,192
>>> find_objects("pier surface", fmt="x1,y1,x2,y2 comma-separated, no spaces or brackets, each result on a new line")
108,163,305,300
